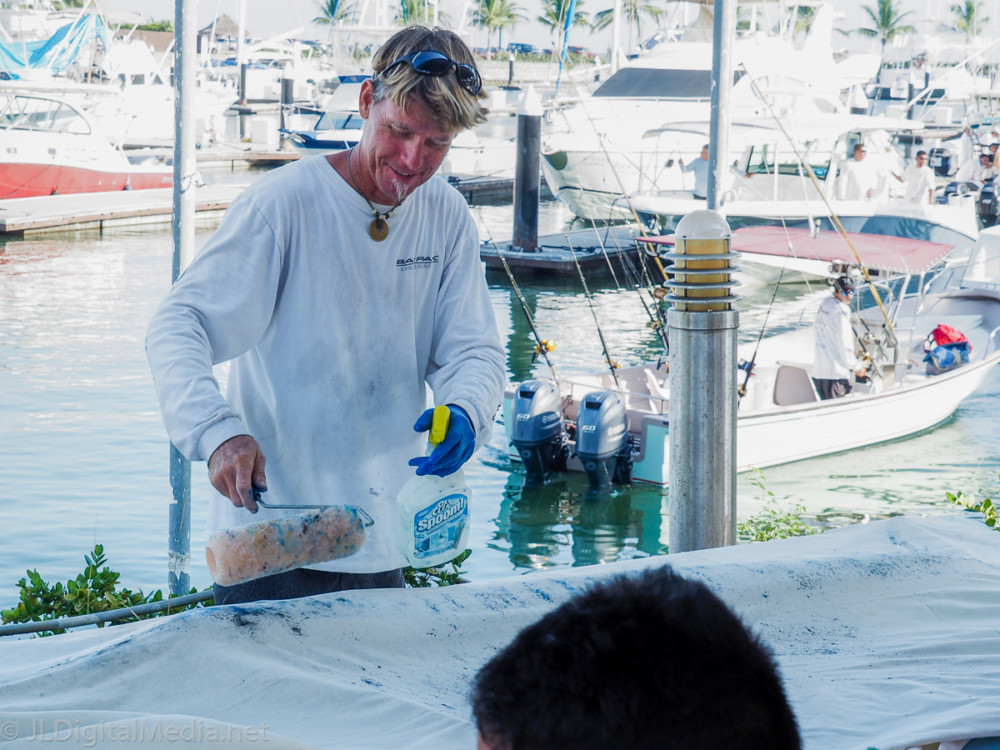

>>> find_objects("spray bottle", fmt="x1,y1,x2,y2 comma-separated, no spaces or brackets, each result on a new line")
394,405,471,568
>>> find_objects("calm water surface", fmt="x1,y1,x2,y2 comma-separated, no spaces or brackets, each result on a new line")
1,172,998,606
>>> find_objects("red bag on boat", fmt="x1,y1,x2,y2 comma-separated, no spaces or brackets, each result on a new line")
923,324,970,352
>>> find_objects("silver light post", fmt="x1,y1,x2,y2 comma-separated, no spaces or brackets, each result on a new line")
665,209,740,553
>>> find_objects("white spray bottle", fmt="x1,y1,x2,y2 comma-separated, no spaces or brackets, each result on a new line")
394,405,471,568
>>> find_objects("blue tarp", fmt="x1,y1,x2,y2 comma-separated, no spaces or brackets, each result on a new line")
0,14,109,74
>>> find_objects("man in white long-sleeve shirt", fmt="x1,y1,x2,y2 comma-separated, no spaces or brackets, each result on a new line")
146,27,505,604
811,276,867,400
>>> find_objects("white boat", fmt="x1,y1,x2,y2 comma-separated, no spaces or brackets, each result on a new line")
502,226,1000,486
619,118,981,283
539,2,880,220
0,92,172,199
283,75,517,180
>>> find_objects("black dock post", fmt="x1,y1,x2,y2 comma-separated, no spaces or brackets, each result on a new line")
513,86,542,253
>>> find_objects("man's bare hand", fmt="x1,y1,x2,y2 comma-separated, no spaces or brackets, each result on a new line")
208,435,267,513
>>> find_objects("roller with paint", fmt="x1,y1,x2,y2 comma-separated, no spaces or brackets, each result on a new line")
205,496,373,586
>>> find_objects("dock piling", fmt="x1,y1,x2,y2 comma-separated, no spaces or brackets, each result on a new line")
513,85,542,253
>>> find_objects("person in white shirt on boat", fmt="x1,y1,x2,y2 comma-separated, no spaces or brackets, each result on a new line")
838,143,884,201
811,276,868,400
145,26,505,605
891,150,936,204
973,152,997,187
678,143,710,200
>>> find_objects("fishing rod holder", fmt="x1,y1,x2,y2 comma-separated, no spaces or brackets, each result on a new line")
660,209,741,311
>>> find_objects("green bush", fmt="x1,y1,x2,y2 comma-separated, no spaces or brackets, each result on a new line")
404,549,471,588
737,469,819,542
1,545,210,637
946,489,998,529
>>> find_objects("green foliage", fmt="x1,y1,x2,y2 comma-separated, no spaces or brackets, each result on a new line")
1,545,211,637
737,469,819,542
855,0,915,65
952,0,989,43
404,549,471,587
946,489,998,529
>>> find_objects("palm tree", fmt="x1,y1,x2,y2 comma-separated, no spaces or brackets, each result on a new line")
313,0,358,25
538,0,588,58
474,0,527,59
855,0,915,72
952,0,989,44
395,0,452,26
591,0,662,55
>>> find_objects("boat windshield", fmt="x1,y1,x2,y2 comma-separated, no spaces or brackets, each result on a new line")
593,68,743,99
315,111,364,131
745,143,831,180
0,95,90,135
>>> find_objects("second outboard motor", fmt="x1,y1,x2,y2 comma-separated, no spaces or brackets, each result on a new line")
510,380,568,483
575,390,632,488
979,180,999,227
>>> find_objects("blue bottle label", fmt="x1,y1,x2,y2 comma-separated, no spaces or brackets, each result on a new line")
412,492,468,561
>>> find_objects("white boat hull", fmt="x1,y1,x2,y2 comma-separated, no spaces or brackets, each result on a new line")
504,286,1000,486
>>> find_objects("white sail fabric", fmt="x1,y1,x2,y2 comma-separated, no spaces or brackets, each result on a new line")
1,514,999,750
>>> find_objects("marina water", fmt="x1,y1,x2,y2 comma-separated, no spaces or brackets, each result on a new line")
2,171,1000,606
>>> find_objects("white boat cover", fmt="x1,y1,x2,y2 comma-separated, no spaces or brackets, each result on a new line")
1,514,999,750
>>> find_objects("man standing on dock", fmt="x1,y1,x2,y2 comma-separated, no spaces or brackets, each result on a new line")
146,26,505,604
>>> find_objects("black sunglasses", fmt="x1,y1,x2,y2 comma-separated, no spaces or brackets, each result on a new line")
381,50,482,96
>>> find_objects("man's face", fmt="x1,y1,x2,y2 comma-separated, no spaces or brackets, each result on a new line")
357,79,457,204
854,146,866,161
916,153,927,167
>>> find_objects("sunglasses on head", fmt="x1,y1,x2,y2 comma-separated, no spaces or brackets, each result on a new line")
381,50,483,96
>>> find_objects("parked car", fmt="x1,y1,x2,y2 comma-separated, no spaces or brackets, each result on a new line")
507,43,539,56
565,45,594,60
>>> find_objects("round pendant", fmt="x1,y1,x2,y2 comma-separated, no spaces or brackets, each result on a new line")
368,217,389,242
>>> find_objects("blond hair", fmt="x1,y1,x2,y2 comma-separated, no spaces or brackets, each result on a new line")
371,26,488,132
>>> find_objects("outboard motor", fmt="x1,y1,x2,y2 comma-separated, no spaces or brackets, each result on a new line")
575,390,632,488
979,180,999,227
510,380,568,483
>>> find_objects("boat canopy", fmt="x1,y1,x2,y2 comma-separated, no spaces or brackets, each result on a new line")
593,67,743,99
0,14,109,74
646,225,954,275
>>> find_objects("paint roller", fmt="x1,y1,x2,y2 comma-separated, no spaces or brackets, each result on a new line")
205,492,373,586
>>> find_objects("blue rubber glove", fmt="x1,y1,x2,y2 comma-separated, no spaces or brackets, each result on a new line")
408,405,475,477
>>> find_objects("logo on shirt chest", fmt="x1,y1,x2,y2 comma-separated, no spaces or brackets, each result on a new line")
396,255,440,271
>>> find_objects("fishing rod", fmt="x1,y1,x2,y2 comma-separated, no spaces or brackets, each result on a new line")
608,224,669,357
568,236,623,391
564,76,672,285
478,212,562,389
586,220,622,287
739,62,898,346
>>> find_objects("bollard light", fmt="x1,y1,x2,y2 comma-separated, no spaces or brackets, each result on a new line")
665,209,740,553
662,209,740,312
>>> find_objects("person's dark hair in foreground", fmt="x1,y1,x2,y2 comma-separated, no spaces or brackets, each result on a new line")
471,566,802,750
